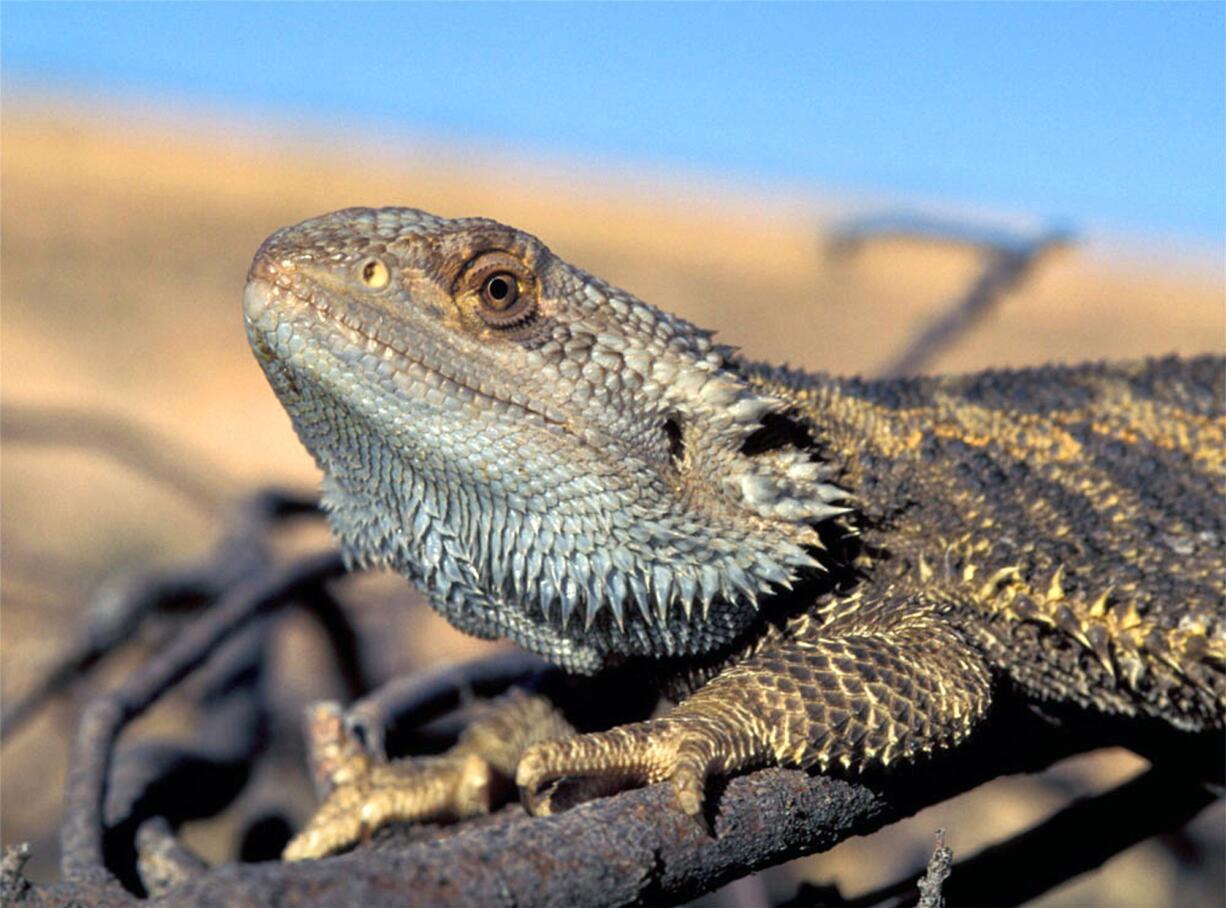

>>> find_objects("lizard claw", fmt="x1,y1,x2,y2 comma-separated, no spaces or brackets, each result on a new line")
285,690,574,860
517,776,559,817
515,717,735,825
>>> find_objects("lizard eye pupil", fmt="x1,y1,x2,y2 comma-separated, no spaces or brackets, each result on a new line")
482,273,517,310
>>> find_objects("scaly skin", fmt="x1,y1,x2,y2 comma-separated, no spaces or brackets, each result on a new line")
244,207,1225,859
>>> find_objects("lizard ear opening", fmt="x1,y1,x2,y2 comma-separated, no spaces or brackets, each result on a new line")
739,412,817,457
663,416,686,464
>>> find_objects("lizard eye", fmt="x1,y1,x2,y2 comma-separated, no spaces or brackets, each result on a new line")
457,251,538,330
359,258,390,290
481,273,518,310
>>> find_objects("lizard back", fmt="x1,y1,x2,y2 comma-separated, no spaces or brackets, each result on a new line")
752,355,1226,731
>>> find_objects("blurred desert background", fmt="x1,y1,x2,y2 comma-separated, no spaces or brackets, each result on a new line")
2,96,1223,906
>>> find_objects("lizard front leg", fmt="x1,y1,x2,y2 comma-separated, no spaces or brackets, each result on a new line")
518,589,993,817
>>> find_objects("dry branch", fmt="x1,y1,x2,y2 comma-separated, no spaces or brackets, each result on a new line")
827,214,1073,378
31,677,1215,908
0,402,238,516
146,704,1217,908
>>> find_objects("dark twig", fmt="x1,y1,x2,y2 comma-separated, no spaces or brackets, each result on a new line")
5,482,338,900
134,818,209,898
938,768,1216,908
343,650,549,758
0,488,319,743
827,214,1071,260
100,612,275,895
4,476,335,898
828,766,1218,908
59,549,346,887
827,214,1073,378
0,402,239,516
1,570,222,743
297,587,377,702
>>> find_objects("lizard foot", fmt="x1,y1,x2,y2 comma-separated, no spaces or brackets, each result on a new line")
284,690,574,861
516,713,763,820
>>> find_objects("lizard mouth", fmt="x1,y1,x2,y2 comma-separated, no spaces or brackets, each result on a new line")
244,274,571,433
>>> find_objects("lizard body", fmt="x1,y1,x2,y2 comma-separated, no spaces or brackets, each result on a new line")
244,207,1224,857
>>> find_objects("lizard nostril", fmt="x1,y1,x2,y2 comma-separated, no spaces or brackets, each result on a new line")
242,278,272,320
360,257,391,290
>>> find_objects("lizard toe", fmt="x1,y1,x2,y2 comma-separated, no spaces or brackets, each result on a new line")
285,693,576,860
515,717,732,820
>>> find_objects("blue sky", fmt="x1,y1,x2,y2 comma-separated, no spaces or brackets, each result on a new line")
3,2,1223,243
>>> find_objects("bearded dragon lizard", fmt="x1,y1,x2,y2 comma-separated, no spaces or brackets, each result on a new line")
242,207,1225,862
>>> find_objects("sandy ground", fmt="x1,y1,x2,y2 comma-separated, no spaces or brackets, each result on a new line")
1,98,1223,903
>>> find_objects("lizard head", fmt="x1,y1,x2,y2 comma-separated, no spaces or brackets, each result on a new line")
244,207,849,671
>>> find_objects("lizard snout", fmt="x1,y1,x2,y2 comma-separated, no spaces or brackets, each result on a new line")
242,276,273,322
